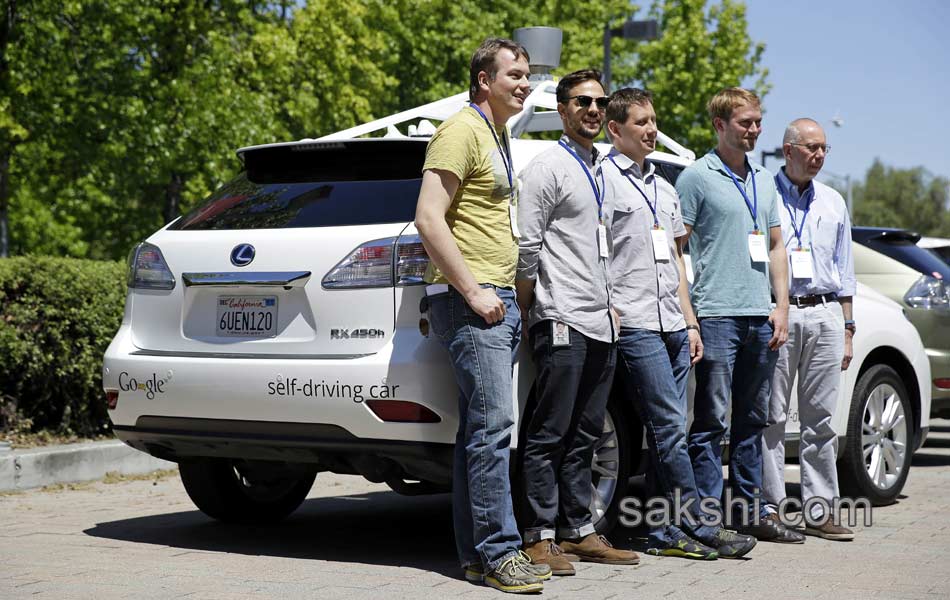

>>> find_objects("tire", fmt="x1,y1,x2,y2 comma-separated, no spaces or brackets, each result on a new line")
179,458,316,524
591,397,635,534
838,364,913,506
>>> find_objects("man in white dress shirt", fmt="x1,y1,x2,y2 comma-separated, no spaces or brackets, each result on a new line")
762,118,857,541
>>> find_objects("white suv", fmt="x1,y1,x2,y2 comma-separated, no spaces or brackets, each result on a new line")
103,77,931,529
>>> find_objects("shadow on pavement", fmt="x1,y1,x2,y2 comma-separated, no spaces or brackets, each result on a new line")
921,436,950,449
83,489,460,577
912,451,950,467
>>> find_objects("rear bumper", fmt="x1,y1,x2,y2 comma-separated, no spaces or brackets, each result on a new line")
114,416,453,483
103,322,462,486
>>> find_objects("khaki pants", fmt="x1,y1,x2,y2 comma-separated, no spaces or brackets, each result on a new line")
762,301,845,519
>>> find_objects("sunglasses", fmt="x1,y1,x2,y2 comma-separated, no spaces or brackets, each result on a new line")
567,95,610,110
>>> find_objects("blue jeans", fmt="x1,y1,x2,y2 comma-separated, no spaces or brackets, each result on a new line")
689,316,778,522
521,322,615,543
427,285,522,571
617,328,717,547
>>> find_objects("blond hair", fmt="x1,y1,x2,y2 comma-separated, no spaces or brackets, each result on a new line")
707,87,760,123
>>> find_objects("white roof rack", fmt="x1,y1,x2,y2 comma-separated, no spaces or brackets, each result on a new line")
314,79,693,160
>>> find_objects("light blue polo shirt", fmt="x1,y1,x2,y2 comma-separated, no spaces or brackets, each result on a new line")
676,150,781,317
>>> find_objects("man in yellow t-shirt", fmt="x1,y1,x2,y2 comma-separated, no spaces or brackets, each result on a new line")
414,37,549,594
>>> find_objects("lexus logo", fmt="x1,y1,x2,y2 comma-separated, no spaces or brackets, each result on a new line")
230,244,255,267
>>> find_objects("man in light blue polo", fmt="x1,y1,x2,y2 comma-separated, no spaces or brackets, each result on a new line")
675,87,802,543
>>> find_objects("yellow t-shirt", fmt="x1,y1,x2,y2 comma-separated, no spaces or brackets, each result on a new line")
422,106,518,288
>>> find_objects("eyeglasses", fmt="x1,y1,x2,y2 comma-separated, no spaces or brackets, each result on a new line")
790,142,831,155
566,95,610,110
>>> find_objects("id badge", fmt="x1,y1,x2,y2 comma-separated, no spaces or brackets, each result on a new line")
597,224,609,258
509,203,521,238
791,248,814,279
748,232,770,263
651,228,671,262
551,321,571,346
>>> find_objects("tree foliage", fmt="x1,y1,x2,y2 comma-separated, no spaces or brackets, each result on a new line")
851,159,950,236
634,0,768,153
2,0,771,261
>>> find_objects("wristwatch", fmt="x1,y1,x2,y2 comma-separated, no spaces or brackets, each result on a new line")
685,324,700,333
844,319,856,334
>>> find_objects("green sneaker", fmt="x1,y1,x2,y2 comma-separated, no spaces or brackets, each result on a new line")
465,554,552,583
484,553,544,594
646,533,719,560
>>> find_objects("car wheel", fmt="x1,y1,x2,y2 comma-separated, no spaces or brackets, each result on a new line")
839,365,912,506
591,398,633,534
179,458,316,523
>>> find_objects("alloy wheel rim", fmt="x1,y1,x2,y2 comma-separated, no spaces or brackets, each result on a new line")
861,383,908,490
589,411,621,524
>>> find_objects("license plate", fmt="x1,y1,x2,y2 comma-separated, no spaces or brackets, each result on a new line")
216,295,277,337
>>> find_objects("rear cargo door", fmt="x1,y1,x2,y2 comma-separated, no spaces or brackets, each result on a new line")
128,139,428,357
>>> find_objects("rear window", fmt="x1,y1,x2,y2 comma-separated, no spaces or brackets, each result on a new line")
170,140,426,230
854,231,950,279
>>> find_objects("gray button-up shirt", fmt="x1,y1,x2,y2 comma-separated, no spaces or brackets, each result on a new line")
775,168,856,298
517,135,613,342
600,148,687,332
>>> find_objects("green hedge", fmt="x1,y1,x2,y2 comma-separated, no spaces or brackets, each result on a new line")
0,257,126,437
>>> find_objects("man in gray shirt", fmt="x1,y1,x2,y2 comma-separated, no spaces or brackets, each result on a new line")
517,69,637,574
601,88,757,559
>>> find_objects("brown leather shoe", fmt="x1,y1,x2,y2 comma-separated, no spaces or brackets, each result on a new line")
523,540,575,576
558,534,640,565
805,517,855,541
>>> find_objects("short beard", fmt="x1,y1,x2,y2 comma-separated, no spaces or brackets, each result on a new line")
575,123,602,140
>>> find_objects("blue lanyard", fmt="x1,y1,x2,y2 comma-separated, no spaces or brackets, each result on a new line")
720,157,759,231
609,156,660,228
776,174,813,249
468,103,514,204
558,140,603,220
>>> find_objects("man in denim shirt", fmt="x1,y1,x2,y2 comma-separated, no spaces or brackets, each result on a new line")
675,88,802,543
601,88,758,559
414,38,551,593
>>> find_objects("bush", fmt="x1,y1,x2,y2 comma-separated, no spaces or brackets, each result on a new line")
0,257,126,437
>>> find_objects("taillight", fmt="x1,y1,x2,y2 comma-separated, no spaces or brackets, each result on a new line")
395,234,429,285
366,400,441,423
323,235,430,289
127,242,176,290
105,389,119,410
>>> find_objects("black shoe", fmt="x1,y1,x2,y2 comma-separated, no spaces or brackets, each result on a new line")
736,514,806,544
701,527,757,558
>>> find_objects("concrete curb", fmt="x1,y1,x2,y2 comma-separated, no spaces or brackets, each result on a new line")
0,440,175,492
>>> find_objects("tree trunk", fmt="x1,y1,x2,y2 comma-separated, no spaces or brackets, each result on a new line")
164,172,183,225
1,0,17,258
0,151,10,257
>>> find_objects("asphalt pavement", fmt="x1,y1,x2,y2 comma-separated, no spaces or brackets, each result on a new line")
1,421,950,599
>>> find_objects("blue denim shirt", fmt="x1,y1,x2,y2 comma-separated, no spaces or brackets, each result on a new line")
775,168,856,297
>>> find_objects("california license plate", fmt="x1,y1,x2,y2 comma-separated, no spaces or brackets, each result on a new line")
216,296,277,337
